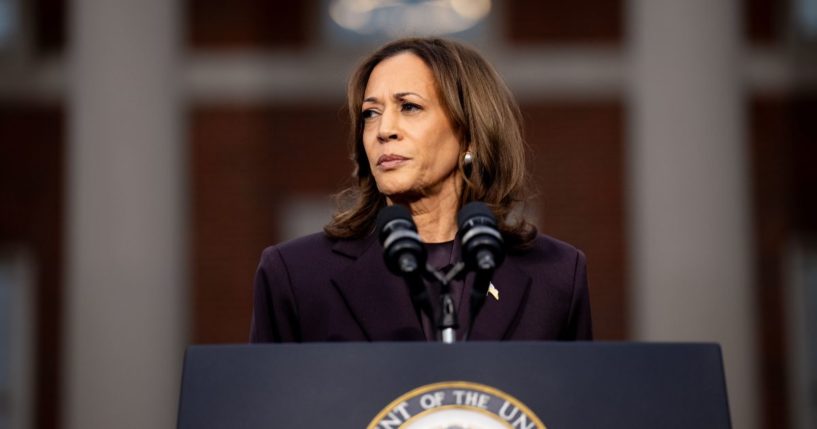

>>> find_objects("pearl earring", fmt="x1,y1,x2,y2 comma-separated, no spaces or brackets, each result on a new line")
463,151,473,167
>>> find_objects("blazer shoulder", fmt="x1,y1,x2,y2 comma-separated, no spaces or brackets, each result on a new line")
260,232,336,263
258,232,373,278
523,233,585,263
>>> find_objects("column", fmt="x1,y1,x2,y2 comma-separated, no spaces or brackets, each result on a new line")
64,0,186,427
628,1,758,428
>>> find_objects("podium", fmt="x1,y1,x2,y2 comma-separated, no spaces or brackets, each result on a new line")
177,342,731,428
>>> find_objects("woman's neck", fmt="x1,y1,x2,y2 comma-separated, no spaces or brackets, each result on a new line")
409,199,458,243
388,181,459,244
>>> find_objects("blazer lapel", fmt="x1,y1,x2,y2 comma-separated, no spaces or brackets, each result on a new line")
331,235,425,341
466,256,532,340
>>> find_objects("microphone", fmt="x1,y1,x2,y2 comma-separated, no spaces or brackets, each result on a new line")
458,202,505,272
458,202,505,340
376,205,426,275
376,205,433,322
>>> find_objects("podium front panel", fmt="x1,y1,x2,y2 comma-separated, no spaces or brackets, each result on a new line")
177,342,731,428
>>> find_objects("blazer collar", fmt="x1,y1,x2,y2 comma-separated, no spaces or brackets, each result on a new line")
331,234,426,341
330,233,374,259
330,233,532,341
465,257,532,340
450,235,533,340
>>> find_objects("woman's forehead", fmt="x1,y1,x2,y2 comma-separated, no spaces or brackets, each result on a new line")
363,53,437,101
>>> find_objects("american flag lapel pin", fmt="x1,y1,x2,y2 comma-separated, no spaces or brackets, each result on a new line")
487,282,499,301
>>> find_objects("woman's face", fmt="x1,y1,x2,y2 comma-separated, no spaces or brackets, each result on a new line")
361,52,462,201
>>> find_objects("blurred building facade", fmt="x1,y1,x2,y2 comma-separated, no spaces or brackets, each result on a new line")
0,0,815,428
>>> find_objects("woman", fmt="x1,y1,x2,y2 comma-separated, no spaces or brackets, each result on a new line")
250,38,591,342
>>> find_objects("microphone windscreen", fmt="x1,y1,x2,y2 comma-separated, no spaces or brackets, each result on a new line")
376,205,414,242
457,202,496,229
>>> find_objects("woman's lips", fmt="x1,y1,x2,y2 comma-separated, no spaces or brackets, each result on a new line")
377,154,410,170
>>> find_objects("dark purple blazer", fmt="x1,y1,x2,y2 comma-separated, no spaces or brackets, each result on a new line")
250,232,592,342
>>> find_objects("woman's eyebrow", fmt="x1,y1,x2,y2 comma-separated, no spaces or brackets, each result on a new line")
363,92,427,104
394,91,426,101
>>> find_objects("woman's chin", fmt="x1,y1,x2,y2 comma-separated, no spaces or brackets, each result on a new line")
376,181,414,198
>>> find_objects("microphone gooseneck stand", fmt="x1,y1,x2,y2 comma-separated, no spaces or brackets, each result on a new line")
423,262,466,344
463,267,493,341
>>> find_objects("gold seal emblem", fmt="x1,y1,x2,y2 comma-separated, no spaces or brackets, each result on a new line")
368,381,547,429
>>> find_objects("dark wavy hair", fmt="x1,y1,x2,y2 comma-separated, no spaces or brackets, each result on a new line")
324,37,536,248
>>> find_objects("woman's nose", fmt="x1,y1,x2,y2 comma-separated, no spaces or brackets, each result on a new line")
377,110,400,143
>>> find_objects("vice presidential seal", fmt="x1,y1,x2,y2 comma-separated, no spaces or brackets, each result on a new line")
368,381,547,429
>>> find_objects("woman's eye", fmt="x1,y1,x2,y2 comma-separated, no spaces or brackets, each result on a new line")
401,102,421,113
361,109,379,120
